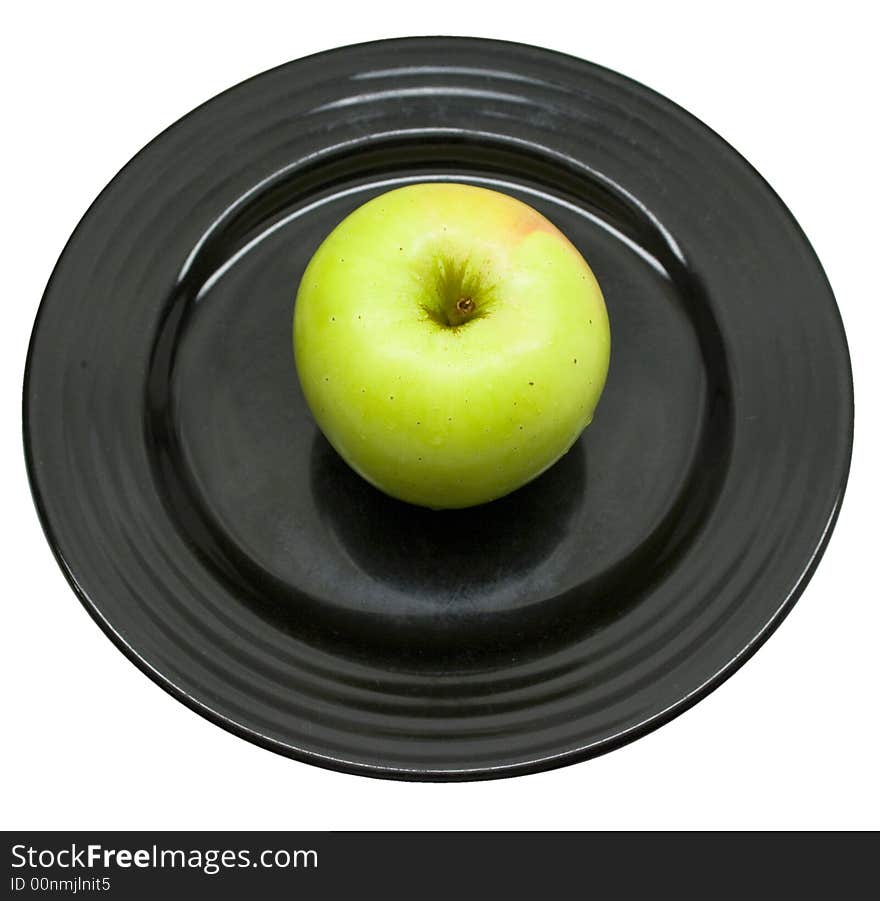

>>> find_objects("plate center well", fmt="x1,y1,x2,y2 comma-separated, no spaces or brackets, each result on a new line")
152,139,731,662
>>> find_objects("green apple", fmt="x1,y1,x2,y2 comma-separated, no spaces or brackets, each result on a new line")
293,182,610,509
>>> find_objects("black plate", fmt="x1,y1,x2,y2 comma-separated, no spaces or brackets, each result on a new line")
24,38,853,780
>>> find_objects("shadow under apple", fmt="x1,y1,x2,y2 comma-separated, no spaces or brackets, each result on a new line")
310,431,586,599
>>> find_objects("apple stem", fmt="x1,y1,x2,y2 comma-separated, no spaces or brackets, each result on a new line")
447,296,478,326
423,290,482,329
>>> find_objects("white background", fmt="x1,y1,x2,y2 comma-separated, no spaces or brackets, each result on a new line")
2,1,877,830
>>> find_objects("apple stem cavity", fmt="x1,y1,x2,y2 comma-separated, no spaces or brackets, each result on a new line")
421,255,493,328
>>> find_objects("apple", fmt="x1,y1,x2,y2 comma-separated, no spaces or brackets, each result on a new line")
293,182,610,509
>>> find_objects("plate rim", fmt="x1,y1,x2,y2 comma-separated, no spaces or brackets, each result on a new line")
22,35,855,781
